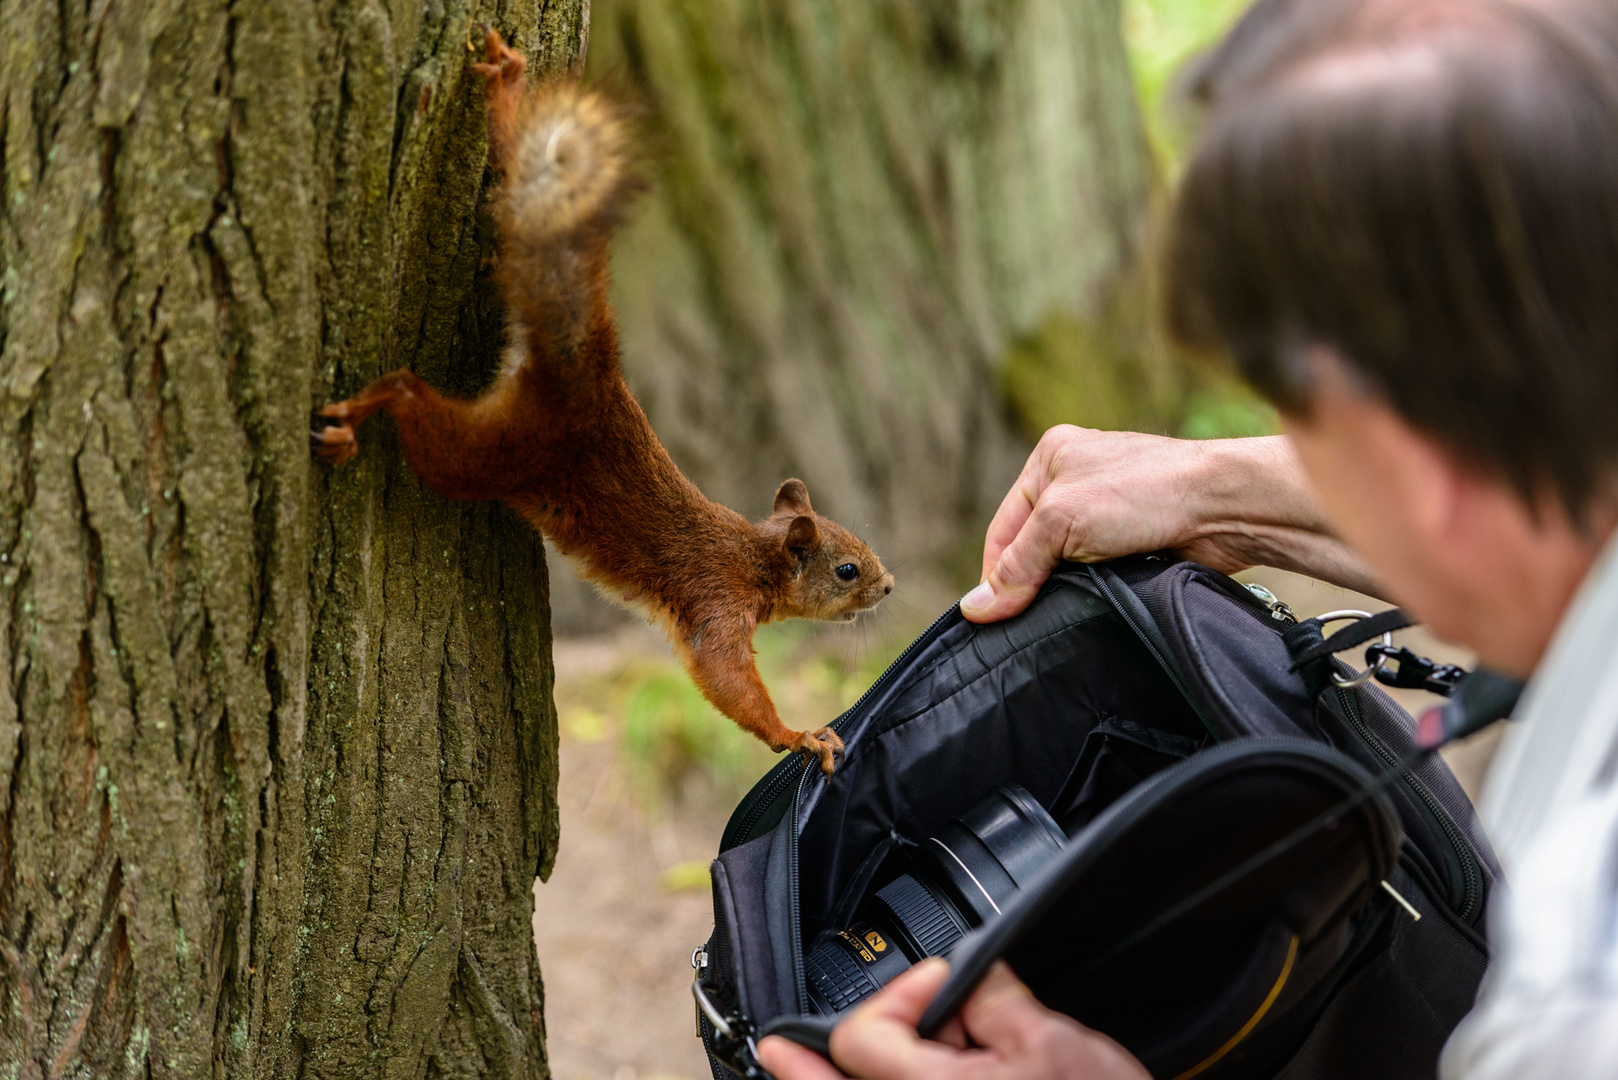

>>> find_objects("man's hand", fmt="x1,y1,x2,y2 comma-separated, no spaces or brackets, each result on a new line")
961,427,1380,623
757,959,1150,1080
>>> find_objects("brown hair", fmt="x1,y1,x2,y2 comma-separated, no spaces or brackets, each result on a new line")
1165,0,1618,518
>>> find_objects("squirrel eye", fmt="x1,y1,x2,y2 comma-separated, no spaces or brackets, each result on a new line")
835,563,860,582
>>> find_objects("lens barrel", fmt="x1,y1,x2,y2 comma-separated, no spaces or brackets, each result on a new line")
805,785,1064,1015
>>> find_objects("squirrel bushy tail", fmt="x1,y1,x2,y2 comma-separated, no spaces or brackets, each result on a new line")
495,84,645,395
501,86,641,243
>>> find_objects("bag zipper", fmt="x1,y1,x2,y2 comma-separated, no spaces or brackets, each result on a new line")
717,603,964,1026
1212,568,1481,923
1105,563,1482,924
1335,685,1481,923
1236,581,1299,624
721,603,963,852
788,766,811,1013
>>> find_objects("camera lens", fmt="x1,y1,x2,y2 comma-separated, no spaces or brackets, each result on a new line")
805,785,1064,1015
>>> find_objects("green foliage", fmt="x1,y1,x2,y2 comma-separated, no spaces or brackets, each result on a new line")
1124,0,1253,173
618,665,773,804
1000,311,1181,439
1178,380,1280,439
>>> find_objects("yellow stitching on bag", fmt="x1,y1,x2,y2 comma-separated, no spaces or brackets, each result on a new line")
1172,934,1300,1080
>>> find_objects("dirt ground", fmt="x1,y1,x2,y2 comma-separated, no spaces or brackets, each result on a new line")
532,632,724,1080
531,569,1502,1080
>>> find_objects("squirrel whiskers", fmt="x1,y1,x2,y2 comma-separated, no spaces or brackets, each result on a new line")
314,29,892,775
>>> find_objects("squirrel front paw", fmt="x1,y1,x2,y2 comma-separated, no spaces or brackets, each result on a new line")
786,726,845,777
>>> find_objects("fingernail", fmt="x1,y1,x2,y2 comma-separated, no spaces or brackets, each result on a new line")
961,582,994,614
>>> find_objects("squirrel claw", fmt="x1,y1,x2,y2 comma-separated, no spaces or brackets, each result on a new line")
792,726,845,777
312,419,359,466
469,25,526,88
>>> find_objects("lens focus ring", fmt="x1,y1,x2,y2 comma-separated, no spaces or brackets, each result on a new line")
805,935,884,1014
875,875,969,958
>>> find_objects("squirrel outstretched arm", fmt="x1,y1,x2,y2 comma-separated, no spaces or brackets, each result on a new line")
315,28,893,775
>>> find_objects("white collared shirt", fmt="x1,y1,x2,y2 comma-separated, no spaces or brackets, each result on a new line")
1441,535,1618,1078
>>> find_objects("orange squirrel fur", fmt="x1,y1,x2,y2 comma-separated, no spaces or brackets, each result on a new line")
314,28,892,775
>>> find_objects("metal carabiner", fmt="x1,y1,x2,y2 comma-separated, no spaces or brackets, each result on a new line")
1314,610,1397,690
692,976,738,1042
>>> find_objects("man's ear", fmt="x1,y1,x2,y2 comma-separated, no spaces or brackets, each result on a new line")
774,478,813,516
785,515,819,554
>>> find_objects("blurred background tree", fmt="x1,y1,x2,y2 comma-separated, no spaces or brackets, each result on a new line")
589,0,1154,590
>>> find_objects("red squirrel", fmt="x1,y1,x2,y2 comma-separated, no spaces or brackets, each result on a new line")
314,28,892,776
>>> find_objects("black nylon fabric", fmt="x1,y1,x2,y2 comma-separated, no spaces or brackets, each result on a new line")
1099,558,1499,922
709,833,778,1023
795,589,1206,934
699,558,1497,1080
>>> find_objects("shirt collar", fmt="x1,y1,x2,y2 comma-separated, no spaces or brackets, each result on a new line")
1479,529,1618,868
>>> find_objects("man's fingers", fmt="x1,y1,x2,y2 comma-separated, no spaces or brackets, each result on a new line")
978,473,1040,583
963,504,1069,623
934,1013,970,1050
758,1036,851,1080
830,959,954,1078
957,961,1047,1049
849,958,951,1027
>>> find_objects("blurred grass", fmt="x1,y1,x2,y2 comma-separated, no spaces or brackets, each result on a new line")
555,620,922,816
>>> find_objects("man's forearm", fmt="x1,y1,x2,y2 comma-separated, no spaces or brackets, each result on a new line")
1191,437,1387,599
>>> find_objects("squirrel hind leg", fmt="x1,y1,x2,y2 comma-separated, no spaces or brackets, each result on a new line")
468,25,528,166
312,419,359,466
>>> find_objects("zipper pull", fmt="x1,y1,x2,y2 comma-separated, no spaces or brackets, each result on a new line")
1245,583,1298,624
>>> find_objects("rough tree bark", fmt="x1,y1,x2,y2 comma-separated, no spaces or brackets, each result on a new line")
588,0,1166,573
0,1,584,1076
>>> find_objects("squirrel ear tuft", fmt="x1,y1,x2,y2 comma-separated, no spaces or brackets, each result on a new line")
774,478,813,516
785,515,819,554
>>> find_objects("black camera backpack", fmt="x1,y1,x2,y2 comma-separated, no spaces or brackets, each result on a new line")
692,558,1502,1080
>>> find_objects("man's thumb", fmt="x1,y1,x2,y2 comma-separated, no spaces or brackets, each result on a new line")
962,541,1054,623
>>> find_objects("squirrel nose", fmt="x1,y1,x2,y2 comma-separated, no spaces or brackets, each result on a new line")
882,574,894,595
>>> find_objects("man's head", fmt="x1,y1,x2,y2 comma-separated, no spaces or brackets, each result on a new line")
1166,0,1618,673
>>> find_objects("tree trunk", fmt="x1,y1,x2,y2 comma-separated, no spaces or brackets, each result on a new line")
588,0,1166,574
0,1,584,1076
